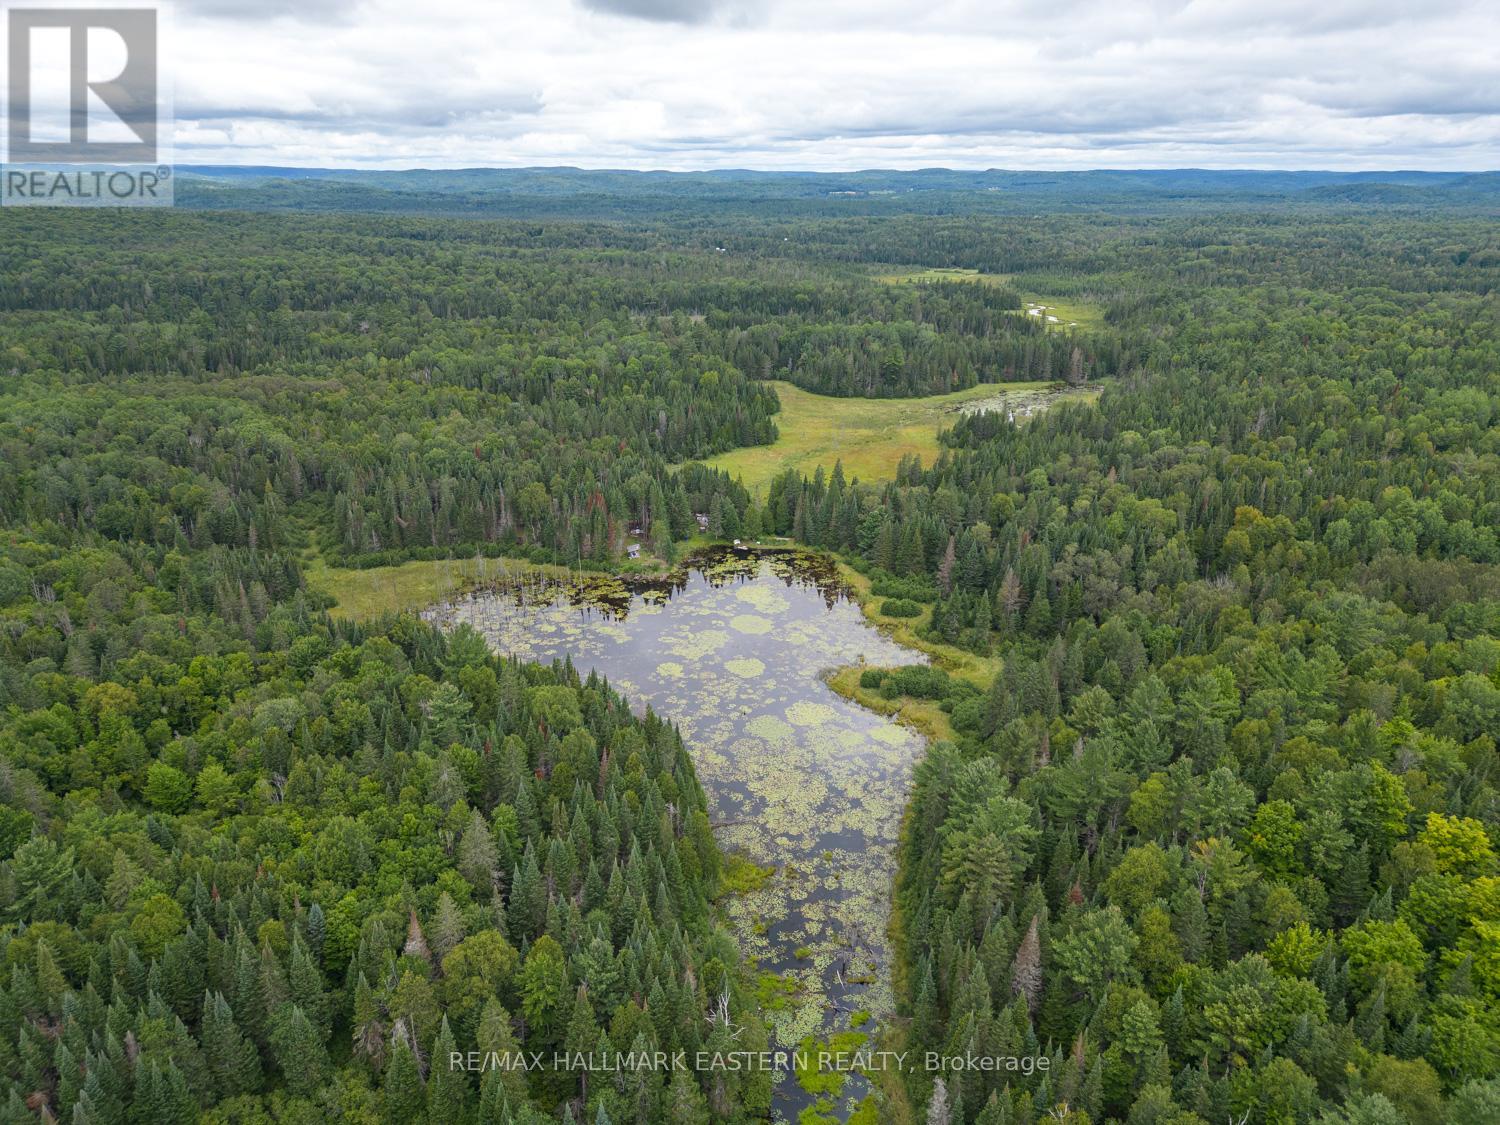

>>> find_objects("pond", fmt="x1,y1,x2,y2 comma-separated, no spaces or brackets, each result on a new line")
422,548,927,1121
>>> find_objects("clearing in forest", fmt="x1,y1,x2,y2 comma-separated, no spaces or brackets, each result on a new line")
701,379,1087,498
873,266,1106,329
871,265,1014,286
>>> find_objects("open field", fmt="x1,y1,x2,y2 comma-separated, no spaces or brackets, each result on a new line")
305,554,520,619
303,538,722,619
303,553,603,619
701,379,1092,497
872,266,1013,286
1021,296,1106,330
873,266,1105,329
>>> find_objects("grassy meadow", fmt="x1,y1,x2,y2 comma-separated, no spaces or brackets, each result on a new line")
873,265,1106,329
701,379,1088,498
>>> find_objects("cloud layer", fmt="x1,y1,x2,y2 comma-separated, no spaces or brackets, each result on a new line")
163,0,1500,169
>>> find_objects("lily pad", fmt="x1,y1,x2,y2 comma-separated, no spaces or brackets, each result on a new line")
423,548,928,1121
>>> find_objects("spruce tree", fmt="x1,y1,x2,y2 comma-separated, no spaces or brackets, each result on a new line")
426,1017,467,1124
383,1039,426,1125
201,991,262,1097
269,1004,328,1098
288,936,327,1035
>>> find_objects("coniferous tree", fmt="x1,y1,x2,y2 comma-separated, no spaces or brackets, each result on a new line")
202,991,262,1097
269,1005,328,1098
383,1038,426,1125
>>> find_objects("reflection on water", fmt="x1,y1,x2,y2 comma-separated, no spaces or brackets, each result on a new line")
423,549,926,1121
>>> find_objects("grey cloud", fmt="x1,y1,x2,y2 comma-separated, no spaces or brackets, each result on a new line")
163,0,1500,169
578,0,760,25
177,93,546,132
176,0,360,21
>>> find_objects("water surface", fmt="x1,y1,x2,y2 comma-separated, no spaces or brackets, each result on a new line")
424,550,925,1120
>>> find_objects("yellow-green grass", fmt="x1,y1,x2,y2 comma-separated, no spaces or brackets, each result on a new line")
872,266,1104,329
303,539,721,619
872,266,1013,287
825,665,957,743
1020,296,1106,331
833,560,1001,689
303,554,574,620
701,379,1053,498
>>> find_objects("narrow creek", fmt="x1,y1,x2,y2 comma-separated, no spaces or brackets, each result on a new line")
423,548,927,1121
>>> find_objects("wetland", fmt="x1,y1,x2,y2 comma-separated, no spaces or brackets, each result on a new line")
423,548,928,1121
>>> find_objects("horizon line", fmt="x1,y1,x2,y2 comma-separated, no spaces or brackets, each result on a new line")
174,164,1500,176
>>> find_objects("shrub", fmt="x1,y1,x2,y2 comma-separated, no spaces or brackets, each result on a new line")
871,573,939,601
881,598,924,618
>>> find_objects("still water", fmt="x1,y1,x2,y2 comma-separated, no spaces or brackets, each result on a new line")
424,549,926,1120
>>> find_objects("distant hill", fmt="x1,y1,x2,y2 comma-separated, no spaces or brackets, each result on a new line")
172,165,1500,218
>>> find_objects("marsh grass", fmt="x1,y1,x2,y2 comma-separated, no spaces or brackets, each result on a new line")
833,561,1002,688
824,666,956,743
305,544,702,620
721,852,776,895
872,265,1105,328
700,379,1069,498
871,266,1013,287
422,549,930,1119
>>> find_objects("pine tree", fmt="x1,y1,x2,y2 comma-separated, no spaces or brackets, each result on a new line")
873,520,897,572
54,1040,81,1118
664,1065,710,1124
1333,844,1372,925
157,1060,197,1125
562,985,600,1102
458,809,499,893
1354,983,1388,1053
352,975,388,1074
476,997,529,1108
974,1091,1009,1125
306,903,326,966
477,1068,512,1122
429,892,467,963
232,936,268,1049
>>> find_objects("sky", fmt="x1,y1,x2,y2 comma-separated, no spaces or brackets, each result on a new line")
151,0,1500,169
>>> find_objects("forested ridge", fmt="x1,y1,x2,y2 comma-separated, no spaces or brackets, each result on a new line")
172,168,1500,220
2,193,1499,1125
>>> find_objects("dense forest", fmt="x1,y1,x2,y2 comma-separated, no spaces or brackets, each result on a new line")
174,168,1500,220
0,210,1118,576
762,215,1500,1123
2,183,1499,1124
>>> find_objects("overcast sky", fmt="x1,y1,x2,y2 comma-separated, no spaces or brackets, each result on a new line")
158,0,1498,169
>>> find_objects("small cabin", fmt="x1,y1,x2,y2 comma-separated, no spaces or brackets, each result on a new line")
625,543,641,559
694,513,710,530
